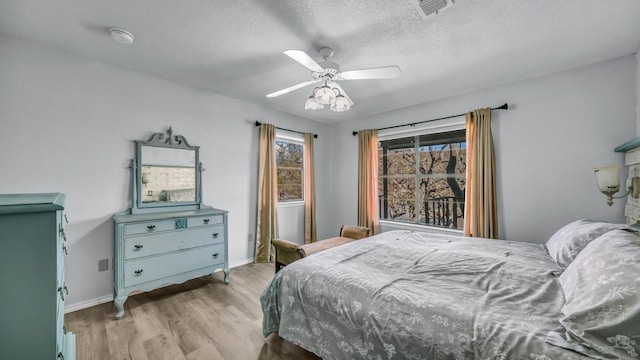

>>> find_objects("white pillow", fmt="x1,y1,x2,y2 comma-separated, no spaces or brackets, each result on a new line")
546,229,640,359
545,219,634,269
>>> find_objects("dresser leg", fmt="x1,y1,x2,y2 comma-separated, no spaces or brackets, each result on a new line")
114,295,127,319
223,268,230,284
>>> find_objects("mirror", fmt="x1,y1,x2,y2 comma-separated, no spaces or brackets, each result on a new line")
132,127,201,212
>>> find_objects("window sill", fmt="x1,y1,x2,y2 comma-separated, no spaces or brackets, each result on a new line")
379,220,463,236
278,201,305,208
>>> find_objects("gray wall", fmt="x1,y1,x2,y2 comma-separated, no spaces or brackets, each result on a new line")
0,35,331,310
1,32,638,310
326,55,637,243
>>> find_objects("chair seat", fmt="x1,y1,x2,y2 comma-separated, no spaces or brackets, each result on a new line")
272,224,371,273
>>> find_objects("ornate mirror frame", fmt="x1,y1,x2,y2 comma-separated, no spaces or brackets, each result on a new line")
130,127,203,214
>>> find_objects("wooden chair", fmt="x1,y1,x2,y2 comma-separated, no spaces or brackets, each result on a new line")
272,225,371,273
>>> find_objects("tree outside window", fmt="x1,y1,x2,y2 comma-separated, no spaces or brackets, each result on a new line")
276,139,304,202
378,129,466,229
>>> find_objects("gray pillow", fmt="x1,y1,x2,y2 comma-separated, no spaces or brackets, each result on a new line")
546,229,640,359
545,219,634,269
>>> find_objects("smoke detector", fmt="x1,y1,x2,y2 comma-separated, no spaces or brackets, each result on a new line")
109,27,134,45
411,0,454,19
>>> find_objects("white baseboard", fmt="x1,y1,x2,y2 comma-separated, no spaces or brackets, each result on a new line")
230,257,255,268
65,259,257,313
65,295,114,314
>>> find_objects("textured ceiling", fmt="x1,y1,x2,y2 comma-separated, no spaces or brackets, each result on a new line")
1,0,639,123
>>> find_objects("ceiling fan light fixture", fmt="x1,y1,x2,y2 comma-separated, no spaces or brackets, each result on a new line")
305,95,324,110
314,84,336,105
331,95,351,112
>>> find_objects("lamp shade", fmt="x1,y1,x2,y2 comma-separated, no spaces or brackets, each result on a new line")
314,84,336,105
331,95,350,112
594,165,620,193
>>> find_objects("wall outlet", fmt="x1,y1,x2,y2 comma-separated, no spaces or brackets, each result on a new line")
98,258,109,272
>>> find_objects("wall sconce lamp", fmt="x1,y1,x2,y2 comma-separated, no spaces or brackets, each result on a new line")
593,164,640,206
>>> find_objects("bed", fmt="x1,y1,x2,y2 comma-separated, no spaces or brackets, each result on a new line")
261,220,640,359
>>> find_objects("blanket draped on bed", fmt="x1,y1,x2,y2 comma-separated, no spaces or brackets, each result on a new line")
261,230,590,360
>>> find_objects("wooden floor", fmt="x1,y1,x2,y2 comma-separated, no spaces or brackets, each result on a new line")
66,263,321,360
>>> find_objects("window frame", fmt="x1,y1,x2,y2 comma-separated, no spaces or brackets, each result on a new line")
378,121,466,231
275,132,305,204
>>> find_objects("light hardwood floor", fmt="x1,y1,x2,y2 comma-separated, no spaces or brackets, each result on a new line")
66,263,321,360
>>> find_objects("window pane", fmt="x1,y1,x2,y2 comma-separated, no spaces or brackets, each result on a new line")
378,176,415,222
419,177,465,229
379,137,416,176
417,131,466,229
379,130,466,230
276,140,303,202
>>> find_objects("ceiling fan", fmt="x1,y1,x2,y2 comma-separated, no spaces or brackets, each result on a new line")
266,47,401,112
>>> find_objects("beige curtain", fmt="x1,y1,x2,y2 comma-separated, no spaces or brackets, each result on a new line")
255,124,279,262
463,108,498,239
304,133,317,244
357,129,380,235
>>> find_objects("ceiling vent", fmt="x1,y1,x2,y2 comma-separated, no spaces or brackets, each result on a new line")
411,0,454,19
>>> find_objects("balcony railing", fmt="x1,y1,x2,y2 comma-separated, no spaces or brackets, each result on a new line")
423,196,464,229
379,195,464,229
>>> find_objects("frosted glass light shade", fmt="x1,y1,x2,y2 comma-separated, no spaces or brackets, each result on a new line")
331,95,350,112
305,96,324,110
314,85,336,105
594,165,620,193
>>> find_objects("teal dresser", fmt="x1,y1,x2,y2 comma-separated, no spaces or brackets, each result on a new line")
113,127,230,319
113,207,229,319
0,193,76,359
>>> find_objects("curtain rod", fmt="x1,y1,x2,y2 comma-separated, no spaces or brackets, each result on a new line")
351,103,509,136
254,121,318,138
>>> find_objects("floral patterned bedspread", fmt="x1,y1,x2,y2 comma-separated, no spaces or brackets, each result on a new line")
261,230,591,359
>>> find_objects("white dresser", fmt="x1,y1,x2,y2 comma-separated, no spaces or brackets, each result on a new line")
113,127,229,319
113,207,229,319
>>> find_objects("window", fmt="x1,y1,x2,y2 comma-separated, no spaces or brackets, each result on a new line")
276,139,304,202
378,129,466,229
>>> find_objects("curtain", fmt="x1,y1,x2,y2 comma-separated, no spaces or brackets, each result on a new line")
463,108,498,239
255,123,279,262
304,133,317,244
357,129,380,235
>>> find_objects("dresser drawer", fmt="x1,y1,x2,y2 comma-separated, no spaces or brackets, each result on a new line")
124,219,176,235
183,225,225,248
124,244,225,287
187,215,223,228
124,226,223,260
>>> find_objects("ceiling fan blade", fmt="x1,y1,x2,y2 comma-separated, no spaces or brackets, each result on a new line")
339,66,401,80
283,50,325,73
266,79,320,98
332,83,354,106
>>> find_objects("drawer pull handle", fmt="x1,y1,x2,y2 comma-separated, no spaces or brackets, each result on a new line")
134,269,144,276
147,225,156,231
134,244,144,251
212,232,219,238
59,226,67,241
58,352,65,360
212,253,219,258
203,218,210,224
58,286,68,301
63,245,68,255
